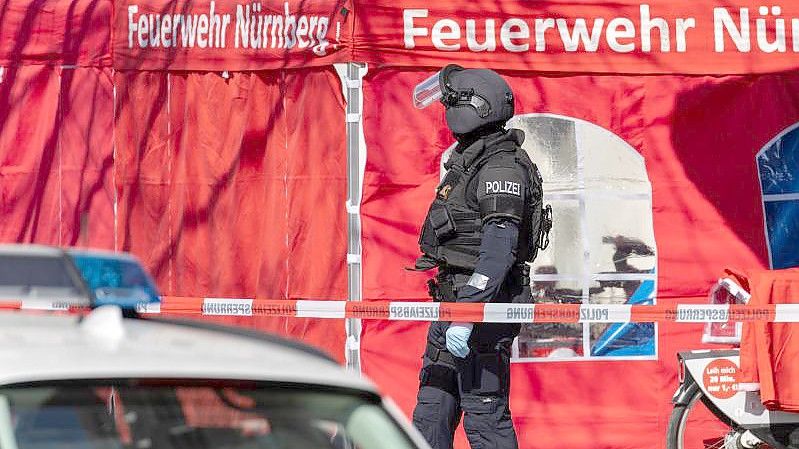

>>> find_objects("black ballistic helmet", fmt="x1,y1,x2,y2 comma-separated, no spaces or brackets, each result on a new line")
439,65,515,135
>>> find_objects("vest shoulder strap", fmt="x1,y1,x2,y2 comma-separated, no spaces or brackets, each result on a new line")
465,142,518,178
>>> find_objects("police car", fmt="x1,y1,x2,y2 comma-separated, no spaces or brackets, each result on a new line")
0,244,161,312
0,306,430,449
0,247,429,449
0,244,92,309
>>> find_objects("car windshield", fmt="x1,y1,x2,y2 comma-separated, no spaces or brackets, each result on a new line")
0,380,417,449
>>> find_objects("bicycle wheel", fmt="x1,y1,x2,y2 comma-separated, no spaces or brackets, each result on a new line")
666,386,737,449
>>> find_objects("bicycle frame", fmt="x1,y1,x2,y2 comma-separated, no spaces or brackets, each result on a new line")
675,349,799,448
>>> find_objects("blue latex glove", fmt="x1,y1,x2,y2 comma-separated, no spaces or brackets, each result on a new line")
445,322,474,358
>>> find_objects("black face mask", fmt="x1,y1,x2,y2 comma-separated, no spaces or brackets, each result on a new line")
453,123,506,150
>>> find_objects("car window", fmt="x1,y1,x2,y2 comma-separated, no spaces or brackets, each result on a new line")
0,255,81,298
0,381,417,449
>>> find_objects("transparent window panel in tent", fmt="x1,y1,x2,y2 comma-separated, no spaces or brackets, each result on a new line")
584,198,657,277
507,115,579,193
517,322,584,359
528,199,584,280
588,277,656,357
577,122,650,193
763,200,799,269
757,125,799,269
758,129,799,196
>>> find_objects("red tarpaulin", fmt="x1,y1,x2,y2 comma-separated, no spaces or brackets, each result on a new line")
0,0,112,67
3,1,799,448
0,65,115,248
359,69,799,449
114,68,349,359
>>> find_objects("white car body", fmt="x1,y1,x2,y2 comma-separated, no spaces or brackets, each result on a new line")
0,306,431,449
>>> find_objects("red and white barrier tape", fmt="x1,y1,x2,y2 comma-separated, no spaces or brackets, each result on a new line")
2,297,799,323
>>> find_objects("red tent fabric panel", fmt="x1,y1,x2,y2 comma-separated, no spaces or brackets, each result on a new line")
114,68,347,361
0,65,62,244
0,65,114,247
166,71,288,299
641,75,799,298
0,0,112,66
59,67,115,248
359,68,799,448
114,70,173,274
284,69,348,299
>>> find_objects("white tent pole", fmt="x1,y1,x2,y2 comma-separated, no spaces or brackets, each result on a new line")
336,62,368,373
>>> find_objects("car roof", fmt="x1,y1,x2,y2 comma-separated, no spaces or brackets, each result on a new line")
66,248,139,262
0,245,140,262
0,244,65,256
0,308,374,394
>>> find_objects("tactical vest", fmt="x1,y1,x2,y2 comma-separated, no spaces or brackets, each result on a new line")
415,130,552,272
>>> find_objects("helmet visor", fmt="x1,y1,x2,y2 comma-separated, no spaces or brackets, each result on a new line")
412,71,443,109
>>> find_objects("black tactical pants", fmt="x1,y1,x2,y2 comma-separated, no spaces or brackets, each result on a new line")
412,338,518,449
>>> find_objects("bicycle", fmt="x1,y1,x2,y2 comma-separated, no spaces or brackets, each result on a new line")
666,278,799,449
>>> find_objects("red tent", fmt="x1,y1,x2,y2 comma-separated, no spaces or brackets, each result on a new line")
3,1,799,448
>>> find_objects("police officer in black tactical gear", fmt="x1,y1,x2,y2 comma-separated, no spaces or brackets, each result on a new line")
410,65,551,449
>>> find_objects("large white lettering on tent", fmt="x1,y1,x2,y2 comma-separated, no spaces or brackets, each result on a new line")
403,4,799,55
403,5,696,53
126,1,332,56
714,6,799,53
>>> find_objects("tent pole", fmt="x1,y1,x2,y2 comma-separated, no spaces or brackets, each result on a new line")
338,62,368,373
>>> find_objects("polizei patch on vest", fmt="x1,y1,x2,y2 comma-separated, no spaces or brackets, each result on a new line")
389,303,440,321
485,180,521,196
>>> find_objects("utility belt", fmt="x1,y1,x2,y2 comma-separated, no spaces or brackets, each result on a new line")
424,341,512,366
424,340,512,366
426,264,530,303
